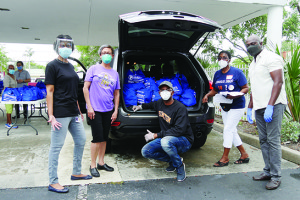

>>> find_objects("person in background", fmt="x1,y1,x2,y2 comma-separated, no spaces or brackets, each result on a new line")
202,50,249,167
246,35,287,190
14,61,31,118
45,34,92,193
83,44,120,178
3,65,18,129
133,81,194,182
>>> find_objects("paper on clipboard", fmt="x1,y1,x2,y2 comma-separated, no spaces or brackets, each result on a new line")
213,94,233,104
222,92,245,97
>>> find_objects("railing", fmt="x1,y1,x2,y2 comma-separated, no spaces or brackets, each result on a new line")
205,65,250,121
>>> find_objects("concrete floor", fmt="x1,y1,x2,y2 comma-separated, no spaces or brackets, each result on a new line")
0,104,298,189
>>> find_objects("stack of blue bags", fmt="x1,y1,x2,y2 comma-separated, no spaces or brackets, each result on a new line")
0,80,3,95
123,69,196,107
1,81,47,101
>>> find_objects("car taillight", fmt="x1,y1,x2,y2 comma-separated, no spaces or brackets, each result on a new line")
209,81,213,90
111,121,121,126
206,119,214,123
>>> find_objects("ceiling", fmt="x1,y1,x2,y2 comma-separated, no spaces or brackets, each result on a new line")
0,0,287,46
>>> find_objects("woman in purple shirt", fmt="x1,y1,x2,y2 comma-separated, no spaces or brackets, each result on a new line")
83,44,120,177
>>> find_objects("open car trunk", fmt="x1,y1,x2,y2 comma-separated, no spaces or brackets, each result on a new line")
120,51,206,113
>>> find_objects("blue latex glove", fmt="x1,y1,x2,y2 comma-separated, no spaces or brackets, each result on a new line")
264,105,274,123
247,108,253,124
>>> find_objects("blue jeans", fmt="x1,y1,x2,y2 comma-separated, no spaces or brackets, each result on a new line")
141,136,191,168
48,116,86,184
255,103,285,180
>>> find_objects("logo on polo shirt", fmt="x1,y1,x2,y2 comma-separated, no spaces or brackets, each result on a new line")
226,75,233,79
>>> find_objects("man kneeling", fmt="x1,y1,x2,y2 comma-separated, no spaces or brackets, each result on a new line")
132,81,194,182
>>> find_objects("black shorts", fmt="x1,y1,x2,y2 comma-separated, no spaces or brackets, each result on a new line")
90,110,113,143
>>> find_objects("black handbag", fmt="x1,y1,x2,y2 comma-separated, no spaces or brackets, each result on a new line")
220,103,232,112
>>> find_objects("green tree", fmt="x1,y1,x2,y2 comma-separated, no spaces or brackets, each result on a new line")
284,44,300,122
29,62,46,71
0,46,10,72
76,45,100,68
200,1,300,65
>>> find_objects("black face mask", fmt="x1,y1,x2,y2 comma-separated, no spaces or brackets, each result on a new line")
247,44,262,57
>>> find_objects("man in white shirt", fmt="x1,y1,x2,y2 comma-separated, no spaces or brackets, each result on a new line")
246,35,287,190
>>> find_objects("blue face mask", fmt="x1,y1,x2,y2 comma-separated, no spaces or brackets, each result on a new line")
102,54,112,64
58,47,72,59
17,66,23,70
9,69,15,75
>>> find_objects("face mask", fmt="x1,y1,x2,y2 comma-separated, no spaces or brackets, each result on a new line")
160,90,172,101
58,47,72,59
17,66,23,70
247,44,262,56
9,69,15,75
102,54,112,64
218,60,228,69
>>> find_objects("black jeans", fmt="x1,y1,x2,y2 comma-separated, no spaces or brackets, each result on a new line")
15,104,28,118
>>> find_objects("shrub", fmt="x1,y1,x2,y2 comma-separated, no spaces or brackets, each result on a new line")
281,118,300,143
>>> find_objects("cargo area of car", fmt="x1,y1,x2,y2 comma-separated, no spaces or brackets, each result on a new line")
120,52,205,113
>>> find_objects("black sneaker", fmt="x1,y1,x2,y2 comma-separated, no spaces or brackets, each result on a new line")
166,157,183,172
166,162,176,172
176,163,186,182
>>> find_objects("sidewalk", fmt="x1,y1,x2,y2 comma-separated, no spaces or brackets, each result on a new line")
213,121,300,165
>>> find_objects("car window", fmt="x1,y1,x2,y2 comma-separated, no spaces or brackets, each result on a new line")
128,26,194,40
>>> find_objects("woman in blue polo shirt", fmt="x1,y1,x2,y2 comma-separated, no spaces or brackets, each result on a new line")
202,50,250,167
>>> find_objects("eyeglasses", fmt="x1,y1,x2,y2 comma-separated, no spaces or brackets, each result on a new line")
245,42,258,48
59,42,72,48
160,89,173,92
217,56,229,61
101,51,112,55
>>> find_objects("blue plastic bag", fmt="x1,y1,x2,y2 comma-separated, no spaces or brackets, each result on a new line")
152,90,161,102
30,86,39,100
175,73,189,90
173,94,180,100
125,70,135,84
144,77,157,91
180,89,197,106
2,88,21,101
133,69,145,83
36,81,46,89
171,77,182,95
124,83,145,91
123,88,137,107
137,88,152,104
20,86,34,101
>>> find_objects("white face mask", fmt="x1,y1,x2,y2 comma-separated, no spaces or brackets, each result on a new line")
160,90,172,101
218,60,228,69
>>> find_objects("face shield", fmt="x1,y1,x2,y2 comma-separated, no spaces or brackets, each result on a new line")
53,38,74,54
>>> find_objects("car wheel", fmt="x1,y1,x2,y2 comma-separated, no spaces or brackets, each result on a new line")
191,134,207,149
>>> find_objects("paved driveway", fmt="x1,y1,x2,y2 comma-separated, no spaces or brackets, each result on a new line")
0,105,298,189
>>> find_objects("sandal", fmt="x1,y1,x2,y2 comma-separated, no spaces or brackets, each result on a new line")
213,160,229,167
234,157,250,164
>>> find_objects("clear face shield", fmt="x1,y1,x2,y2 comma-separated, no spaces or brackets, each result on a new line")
54,38,74,54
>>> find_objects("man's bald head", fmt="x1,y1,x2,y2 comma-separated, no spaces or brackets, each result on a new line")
246,35,262,44
245,35,263,57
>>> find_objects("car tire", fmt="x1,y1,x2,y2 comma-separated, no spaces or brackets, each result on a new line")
191,134,207,149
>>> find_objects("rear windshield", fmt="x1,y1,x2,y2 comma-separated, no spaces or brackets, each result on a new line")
128,26,194,40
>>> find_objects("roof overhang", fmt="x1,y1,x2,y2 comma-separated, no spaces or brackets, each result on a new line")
0,0,287,46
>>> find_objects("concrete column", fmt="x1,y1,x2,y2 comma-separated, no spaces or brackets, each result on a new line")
267,6,283,51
